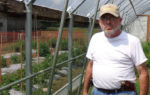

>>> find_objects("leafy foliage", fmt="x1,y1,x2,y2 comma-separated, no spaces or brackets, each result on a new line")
11,54,20,64
10,51,25,64
32,40,37,49
51,38,57,48
56,52,68,69
1,56,7,67
39,42,49,57
142,42,150,68
2,40,25,52
14,40,25,52
60,39,68,50
0,29,89,94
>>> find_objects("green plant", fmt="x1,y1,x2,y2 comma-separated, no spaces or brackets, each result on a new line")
2,41,25,52
0,50,85,94
56,52,68,69
51,38,57,48
46,27,59,31
39,42,49,57
11,51,25,64
60,39,68,50
14,40,25,52
142,42,150,68
81,43,88,52
22,51,26,61
0,90,9,95
32,40,37,49
11,54,20,64
1,56,7,67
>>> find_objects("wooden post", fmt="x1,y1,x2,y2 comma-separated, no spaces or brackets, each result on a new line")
147,16,150,41
0,33,2,84
0,47,1,84
13,32,15,53
137,15,150,41
37,32,39,64
1,33,3,49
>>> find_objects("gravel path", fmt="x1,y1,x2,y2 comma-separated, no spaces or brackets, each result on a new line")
2,64,25,75
1,57,45,75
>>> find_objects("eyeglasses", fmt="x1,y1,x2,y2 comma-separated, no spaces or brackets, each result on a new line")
100,16,119,21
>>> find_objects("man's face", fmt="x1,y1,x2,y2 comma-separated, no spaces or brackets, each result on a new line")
99,13,122,35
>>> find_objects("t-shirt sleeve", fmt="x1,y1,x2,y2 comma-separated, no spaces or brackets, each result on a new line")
131,39,148,66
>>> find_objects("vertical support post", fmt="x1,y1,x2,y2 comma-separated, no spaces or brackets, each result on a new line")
1,32,3,49
47,0,69,94
128,0,137,15
67,1,87,93
68,14,73,95
77,58,87,95
0,34,2,84
88,0,100,41
12,33,14,54
24,2,32,95
50,40,52,64
88,18,92,43
147,16,150,41
36,32,40,64
0,47,1,84
20,44,23,91
3,17,7,32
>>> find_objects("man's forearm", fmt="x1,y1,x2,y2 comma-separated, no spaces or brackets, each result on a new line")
83,60,93,95
136,63,149,95
139,71,149,95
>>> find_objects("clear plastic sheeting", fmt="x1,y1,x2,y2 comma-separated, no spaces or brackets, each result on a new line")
72,0,98,17
16,0,23,1
67,0,86,14
33,0,98,18
15,0,150,25
34,0,66,11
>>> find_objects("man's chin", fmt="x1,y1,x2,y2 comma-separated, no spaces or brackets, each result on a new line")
104,30,115,34
104,30,116,37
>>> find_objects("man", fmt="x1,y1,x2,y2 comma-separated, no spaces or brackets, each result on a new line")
83,4,149,95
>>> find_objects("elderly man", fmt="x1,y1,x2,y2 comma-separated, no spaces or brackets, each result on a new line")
83,4,149,95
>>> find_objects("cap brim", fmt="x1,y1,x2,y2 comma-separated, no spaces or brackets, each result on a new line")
99,11,119,18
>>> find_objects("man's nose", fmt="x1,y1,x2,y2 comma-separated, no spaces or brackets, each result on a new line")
105,19,111,24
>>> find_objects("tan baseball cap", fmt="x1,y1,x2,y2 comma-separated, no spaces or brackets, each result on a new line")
99,4,120,18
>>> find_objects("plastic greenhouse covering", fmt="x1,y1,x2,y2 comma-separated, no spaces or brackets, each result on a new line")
14,0,150,25
24,0,150,25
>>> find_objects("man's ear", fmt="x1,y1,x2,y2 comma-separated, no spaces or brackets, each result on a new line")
98,19,101,26
119,18,122,23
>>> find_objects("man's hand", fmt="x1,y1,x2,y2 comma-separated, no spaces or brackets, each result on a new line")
83,91,89,95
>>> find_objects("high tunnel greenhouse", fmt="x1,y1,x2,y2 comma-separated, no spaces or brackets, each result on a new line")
0,0,150,95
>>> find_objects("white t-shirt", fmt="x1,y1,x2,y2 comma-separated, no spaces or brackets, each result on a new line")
86,31,147,89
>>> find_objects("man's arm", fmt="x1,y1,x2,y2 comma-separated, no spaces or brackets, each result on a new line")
83,60,93,95
136,63,149,95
